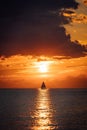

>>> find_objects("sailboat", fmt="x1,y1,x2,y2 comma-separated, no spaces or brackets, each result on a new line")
41,82,46,89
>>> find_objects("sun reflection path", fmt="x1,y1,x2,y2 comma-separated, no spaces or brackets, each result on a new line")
32,89,55,130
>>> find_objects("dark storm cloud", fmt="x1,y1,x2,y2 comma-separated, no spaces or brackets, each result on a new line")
0,0,87,57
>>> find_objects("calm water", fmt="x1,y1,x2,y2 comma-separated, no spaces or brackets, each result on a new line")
0,88,87,130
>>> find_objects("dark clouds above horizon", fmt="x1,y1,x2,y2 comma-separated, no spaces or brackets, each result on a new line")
0,0,87,57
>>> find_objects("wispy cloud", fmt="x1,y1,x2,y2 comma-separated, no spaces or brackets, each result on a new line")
62,8,87,24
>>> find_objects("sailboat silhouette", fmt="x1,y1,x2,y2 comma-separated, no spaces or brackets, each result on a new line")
41,82,46,89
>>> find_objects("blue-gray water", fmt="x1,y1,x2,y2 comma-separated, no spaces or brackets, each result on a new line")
0,88,87,130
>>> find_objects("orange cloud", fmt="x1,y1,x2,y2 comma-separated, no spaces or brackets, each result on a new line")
83,0,87,5
62,9,87,24
72,14,87,24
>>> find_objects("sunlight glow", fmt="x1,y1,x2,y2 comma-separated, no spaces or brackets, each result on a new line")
32,89,54,130
38,62,49,73
0,55,87,88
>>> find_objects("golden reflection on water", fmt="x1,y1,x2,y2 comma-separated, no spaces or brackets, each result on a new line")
33,89,53,130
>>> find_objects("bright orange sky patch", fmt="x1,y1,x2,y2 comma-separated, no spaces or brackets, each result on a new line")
0,55,87,88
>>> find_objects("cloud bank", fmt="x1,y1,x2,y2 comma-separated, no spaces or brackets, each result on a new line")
0,0,87,57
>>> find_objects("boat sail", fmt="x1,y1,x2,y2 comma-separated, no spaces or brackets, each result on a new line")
41,82,46,89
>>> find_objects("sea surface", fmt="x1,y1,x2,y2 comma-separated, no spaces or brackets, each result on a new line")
0,88,87,130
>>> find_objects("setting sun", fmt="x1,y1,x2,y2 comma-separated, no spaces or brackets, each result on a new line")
38,62,48,73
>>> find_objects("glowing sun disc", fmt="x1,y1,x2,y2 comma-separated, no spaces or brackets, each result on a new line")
39,62,48,73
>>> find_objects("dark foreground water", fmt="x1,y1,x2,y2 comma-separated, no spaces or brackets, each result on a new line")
0,88,87,130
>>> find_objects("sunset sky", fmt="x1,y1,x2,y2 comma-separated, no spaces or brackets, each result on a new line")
0,0,87,88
